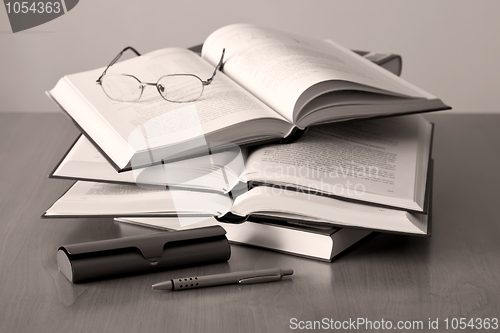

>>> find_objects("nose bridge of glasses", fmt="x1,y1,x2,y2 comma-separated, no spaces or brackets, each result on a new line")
139,81,165,94
141,81,160,92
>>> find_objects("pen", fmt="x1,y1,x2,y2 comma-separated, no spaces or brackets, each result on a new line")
152,268,293,291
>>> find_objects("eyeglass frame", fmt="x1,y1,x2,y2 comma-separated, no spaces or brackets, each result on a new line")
96,46,226,102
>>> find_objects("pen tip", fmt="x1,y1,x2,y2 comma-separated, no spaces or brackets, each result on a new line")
152,280,173,291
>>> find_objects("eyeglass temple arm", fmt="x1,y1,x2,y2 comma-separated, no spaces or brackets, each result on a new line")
202,48,225,85
96,46,142,84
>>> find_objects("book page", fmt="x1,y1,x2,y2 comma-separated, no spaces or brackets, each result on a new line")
202,24,427,123
53,135,242,192
243,115,432,210
64,48,286,151
45,181,233,216
231,187,427,235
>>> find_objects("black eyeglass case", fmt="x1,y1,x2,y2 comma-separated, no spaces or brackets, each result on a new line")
57,226,231,283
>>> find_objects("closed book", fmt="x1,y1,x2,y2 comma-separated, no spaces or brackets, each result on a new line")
114,217,372,262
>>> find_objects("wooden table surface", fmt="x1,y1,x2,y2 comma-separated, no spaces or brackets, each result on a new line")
1,113,499,333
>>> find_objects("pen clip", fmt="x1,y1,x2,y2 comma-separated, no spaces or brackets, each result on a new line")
238,274,281,285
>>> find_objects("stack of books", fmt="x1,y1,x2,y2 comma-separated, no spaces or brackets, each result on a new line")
43,24,446,261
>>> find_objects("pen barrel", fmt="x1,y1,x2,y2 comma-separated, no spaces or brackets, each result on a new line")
171,275,229,290
171,268,291,290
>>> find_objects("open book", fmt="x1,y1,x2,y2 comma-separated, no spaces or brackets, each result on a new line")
43,166,432,235
47,24,449,172
51,115,433,212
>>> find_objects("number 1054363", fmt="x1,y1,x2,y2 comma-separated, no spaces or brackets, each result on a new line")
5,2,61,14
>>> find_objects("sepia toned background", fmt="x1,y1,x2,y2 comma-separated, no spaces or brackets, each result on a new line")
0,0,499,114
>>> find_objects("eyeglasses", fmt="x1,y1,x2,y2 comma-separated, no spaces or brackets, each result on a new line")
96,46,225,103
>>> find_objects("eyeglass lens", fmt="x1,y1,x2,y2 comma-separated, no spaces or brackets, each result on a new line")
101,75,143,102
157,74,204,103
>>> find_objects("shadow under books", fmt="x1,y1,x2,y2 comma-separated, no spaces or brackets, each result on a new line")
345,232,432,259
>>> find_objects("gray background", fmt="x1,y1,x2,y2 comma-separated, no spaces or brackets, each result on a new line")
1,0,499,113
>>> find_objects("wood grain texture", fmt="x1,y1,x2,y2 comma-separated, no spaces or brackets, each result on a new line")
0,113,499,333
